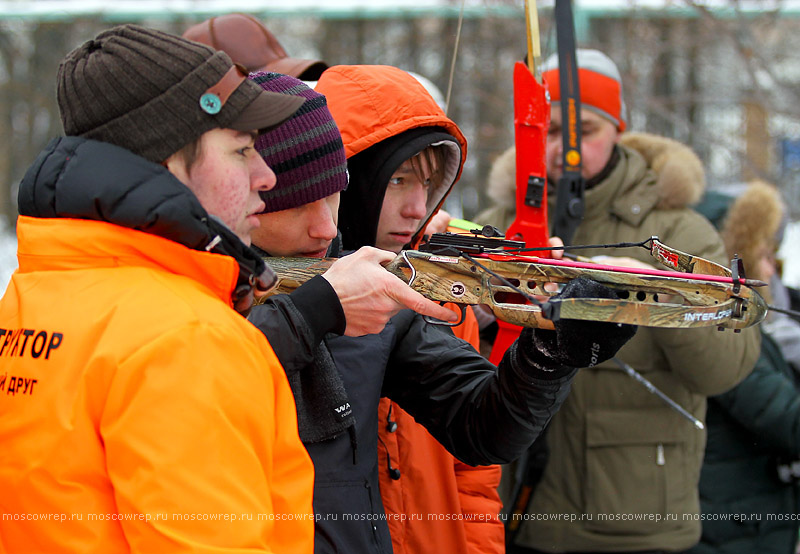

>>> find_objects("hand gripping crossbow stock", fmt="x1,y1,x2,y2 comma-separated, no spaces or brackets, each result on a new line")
259,227,768,332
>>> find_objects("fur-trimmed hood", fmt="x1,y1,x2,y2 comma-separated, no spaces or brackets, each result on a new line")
484,132,706,211
721,180,785,283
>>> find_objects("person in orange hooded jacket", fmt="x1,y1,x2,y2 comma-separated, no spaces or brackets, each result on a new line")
316,64,509,554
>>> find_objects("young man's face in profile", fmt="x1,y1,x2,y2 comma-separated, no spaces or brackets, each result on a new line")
166,128,275,246
251,193,341,258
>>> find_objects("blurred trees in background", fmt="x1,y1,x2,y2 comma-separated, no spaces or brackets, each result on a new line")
1,1,800,229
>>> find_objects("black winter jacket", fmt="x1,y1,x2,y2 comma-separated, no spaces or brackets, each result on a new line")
249,285,576,553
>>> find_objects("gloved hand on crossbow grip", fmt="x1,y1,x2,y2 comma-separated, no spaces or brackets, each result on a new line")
519,277,637,372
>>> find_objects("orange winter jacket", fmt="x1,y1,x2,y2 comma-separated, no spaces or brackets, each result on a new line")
378,306,504,554
0,216,314,553
319,65,503,553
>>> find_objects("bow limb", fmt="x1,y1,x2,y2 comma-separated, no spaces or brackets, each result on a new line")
488,0,552,364
525,0,542,74
504,0,550,252
648,237,733,277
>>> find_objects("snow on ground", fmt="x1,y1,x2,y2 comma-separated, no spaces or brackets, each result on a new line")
779,221,800,289
0,224,16,292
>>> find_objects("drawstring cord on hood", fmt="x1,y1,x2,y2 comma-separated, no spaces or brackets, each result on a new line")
377,404,402,480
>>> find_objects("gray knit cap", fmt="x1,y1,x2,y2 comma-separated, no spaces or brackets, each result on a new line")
57,24,303,163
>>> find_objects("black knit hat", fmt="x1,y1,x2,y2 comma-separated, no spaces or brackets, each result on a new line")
57,24,304,163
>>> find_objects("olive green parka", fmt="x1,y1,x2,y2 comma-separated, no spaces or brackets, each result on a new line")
480,133,761,552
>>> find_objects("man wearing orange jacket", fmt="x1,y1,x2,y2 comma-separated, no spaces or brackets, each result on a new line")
0,24,316,553
376,218,504,554
316,64,510,554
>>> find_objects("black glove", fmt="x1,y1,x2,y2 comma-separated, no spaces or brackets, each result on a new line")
518,277,637,372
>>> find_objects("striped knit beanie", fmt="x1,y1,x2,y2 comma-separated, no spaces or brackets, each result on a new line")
252,72,348,212
542,49,627,132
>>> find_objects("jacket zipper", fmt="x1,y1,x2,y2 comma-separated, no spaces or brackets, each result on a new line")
365,480,386,552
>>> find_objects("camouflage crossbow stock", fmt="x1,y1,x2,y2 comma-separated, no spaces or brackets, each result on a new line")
259,229,768,331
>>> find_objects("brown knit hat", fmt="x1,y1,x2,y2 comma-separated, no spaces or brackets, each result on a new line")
183,14,328,80
57,24,304,163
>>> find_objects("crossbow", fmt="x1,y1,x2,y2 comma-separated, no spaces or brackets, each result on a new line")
259,228,768,331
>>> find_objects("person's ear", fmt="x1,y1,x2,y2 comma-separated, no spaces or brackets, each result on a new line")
163,151,190,185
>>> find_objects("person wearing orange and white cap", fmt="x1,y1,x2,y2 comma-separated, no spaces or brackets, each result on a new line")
477,49,630,233
477,49,760,553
